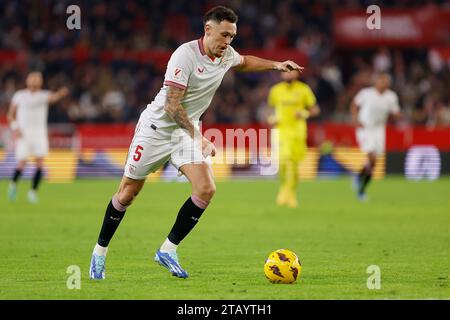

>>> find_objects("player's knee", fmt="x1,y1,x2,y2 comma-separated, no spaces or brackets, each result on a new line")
196,182,216,201
206,184,216,199
116,193,132,207
35,158,45,168
117,186,140,206
17,160,27,170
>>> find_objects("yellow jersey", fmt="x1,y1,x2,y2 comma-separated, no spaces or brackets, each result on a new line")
268,80,317,136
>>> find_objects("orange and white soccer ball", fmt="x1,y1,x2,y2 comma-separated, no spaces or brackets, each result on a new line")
264,249,302,284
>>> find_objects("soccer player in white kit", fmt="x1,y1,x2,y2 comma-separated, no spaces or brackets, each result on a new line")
89,6,304,279
7,72,69,203
351,73,401,201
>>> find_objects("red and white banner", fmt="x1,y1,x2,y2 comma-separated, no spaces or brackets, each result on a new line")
432,47,450,61
333,7,450,47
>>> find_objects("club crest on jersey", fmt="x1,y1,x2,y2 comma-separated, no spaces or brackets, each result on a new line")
220,58,230,69
128,164,136,175
173,67,183,80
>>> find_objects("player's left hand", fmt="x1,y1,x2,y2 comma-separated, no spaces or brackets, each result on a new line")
60,87,70,97
202,137,216,158
276,61,304,72
295,110,310,119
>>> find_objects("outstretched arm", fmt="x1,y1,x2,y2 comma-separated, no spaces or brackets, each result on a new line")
234,55,304,73
48,87,69,104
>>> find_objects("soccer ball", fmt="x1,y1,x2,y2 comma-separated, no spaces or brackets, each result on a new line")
264,249,302,284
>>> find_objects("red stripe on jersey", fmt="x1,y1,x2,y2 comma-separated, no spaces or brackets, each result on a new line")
198,37,216,61
198,37,206,56
164,80,187,90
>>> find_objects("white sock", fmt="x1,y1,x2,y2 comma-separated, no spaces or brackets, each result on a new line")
94,243,108,256
159,238,178,253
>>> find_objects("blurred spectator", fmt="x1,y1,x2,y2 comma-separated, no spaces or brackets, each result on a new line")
373,47,392,73
0,0,449,126
101,85,126,122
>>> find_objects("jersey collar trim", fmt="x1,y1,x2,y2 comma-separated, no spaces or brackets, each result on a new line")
198,37,216,62
198,37,206,55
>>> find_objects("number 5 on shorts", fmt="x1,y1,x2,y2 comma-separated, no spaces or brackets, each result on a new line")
133,145,143,161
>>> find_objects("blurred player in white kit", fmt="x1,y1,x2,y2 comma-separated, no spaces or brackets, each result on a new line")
351,72,401,201
7,71,69,203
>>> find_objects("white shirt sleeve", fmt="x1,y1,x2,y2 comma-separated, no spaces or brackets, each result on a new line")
163,45,193,90
41,90,51,103
11,92,20,105
229,46,244,68
390,92,400,114
354,88,367,106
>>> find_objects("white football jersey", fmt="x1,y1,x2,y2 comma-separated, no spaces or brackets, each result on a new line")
141,38,243,130
12,89,50,136
354,87,400,129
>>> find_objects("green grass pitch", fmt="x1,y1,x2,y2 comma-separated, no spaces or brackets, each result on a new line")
0,177,449,299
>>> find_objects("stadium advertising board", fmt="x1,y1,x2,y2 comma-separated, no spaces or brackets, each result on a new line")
334,7,450,47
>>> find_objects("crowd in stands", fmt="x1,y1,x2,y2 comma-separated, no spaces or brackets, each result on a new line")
1,0,449,127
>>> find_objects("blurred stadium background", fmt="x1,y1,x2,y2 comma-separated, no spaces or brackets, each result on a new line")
0,0,449,181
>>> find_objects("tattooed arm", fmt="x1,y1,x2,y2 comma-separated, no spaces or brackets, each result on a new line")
164,86,196,136
164,86,216,157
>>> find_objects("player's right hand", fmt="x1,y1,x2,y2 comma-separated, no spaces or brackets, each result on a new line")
267,114,278,126
60,87,70,97
276,61,304,72
202,137,216,157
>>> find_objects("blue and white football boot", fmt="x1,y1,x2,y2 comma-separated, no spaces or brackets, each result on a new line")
27,190,38,204
358,192,368,202
7,183,17,202
89,253,106,280
352,174,361,194
154,250,189,278
353,175,368,202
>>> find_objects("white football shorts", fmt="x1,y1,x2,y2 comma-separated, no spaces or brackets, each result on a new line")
356,127,385,156
15,133,49,161
124,120,211,180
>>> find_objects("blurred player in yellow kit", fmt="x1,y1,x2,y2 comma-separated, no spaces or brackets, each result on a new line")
267,70,320,208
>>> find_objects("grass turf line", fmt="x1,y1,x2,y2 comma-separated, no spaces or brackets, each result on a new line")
0,177,449,299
